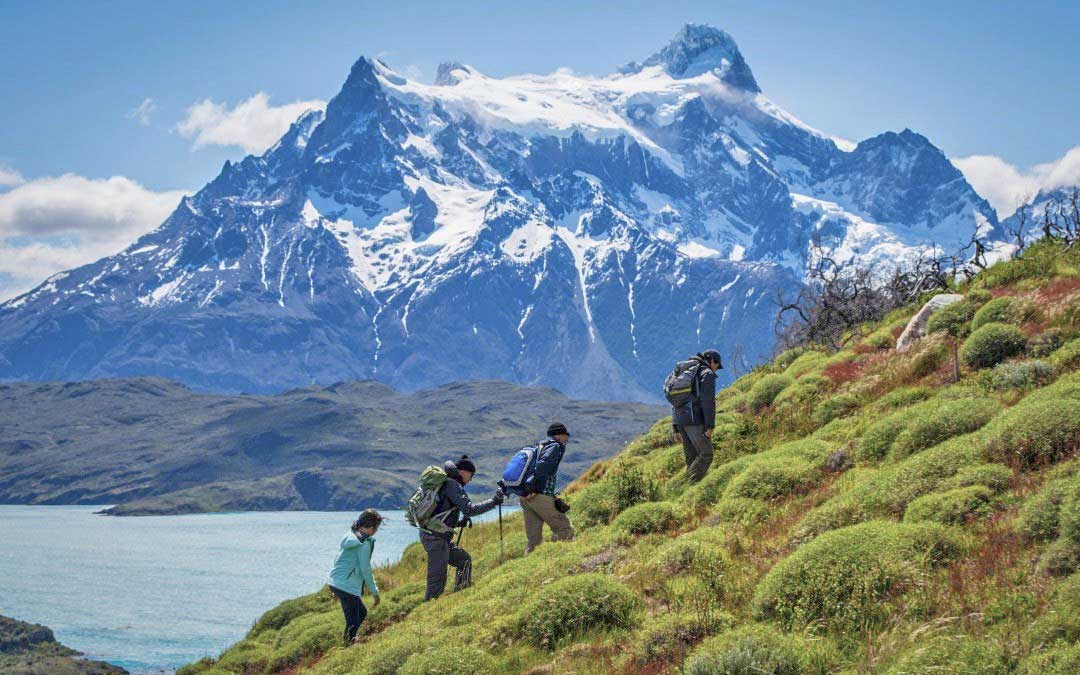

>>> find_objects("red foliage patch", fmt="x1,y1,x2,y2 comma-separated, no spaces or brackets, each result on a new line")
1020,321,1049,337
853,343,882,355
891,324,906,340
1037,275,1080,304
822,358,864,384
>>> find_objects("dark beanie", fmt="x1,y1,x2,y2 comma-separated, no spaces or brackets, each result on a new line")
455,455,476,473
547,422,569,437
701,349,723,368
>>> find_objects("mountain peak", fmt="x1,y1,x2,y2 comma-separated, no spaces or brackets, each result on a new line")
621,24,760,92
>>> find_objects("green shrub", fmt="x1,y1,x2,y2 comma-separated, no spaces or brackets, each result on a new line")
773,374,828,407
984,359,1057,390
774,346,810,369
858,415,912,463
1062,297,1080,328
684,624,834,675
681,456,753,508
782,350,830,378
748,374,793,410
904,486,995,524
753,520,966,633
875,386,932,411
1030,328,1066,358
890,398,1000,459
1016,477,1079,542
813,393,860,426
1018,643,1080,675
724,456,822,501
250,587,335,637
266,611,339,672
713,497,770,526
634,612,731,665
967,288,993,304
884,634,1008,674
1051,338,1080,371
398,645,496,675
613,501,681,535
1039,539,1080,577
1027,573,1080,646
961,322,1028,369
926,300,977,337
972,296,1038,330
515,574,639,649
654,538,730,576
575,481,619,526
940,463,1013,493
863,329,895,350
982,399,1080,468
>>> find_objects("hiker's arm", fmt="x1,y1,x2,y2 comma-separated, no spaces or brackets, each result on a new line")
447,482,498,517
529,444,563,490
359,540,378,598
701,371,717,429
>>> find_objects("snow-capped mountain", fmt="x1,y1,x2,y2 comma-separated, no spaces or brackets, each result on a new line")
0,25,1001,401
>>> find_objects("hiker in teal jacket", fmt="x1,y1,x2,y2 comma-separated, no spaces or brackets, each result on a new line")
328,509,383,644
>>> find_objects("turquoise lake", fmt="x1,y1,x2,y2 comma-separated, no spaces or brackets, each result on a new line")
0,504,510,673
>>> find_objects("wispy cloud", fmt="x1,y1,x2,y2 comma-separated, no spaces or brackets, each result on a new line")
175,92,326,154
0,174,189,301
0,165,25,188
126,97,158,126
954,146,1080,218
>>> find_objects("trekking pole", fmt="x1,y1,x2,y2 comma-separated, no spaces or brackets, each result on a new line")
497,480,506,564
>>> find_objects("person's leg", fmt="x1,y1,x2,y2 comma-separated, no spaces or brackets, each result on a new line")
331,586,362,644
421,532,451,600
679,424,699,472
521,498,545,553
529,494,575,543
684,426,714,482
352,598,367,641
448,543,473,592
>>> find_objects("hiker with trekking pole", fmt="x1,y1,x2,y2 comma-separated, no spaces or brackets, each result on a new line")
405,455,504,600
665,349,722,482
500,423,574,554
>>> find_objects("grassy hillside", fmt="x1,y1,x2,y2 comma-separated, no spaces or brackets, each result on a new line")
0,379,662,514
182,240,1080,673
0,614,125,674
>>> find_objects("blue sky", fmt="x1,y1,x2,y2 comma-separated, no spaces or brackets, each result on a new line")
0,0,1077,299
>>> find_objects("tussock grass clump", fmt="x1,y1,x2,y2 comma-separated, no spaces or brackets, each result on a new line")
1028,572,1080,646
882,634,1008,674
1030,328,1066,357
939,463,1013,493
515,574,639,650
890,397,1000,459
1051,338,1080,371
1039,539,1080,576
575,463,661,526
1018,643,1080,675
398,645,496,675
971,296,1039,330
654,538,730,576
748,374,794,410
773,374,828,407
982,399,1080,468
266,611,339,672
713,497,770,527
684,624,835,675
983,359,1057,390
633,612,732,666
874,386,932,411
960,322,1028,369
812,393,860,426
612,501,681,535
250,587,336,637
725,456,822,501
753,521,967,634
903,485,995,524
312,629,423,675
926,299,977,337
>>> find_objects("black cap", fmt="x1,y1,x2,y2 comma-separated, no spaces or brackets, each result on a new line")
701,349,723,368
455,455,477,473
547,422,569,437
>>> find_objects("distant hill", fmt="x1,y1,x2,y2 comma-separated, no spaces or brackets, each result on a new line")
0,614,125,674
0,377,663,515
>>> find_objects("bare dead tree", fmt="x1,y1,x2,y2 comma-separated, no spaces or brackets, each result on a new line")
1006,200,1030,258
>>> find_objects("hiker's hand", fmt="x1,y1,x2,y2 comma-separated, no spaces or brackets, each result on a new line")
673,432,681,444
372,594,381,607
704,428,713,438
492,489,505,505
521,492,536,502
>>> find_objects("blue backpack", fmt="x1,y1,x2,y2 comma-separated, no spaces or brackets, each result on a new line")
501,443,545,496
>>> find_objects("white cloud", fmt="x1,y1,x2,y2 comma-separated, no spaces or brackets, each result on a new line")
0,165,24,188
127,97,157,126
0,174,189,301
954,146,1080,218
175,92,326,154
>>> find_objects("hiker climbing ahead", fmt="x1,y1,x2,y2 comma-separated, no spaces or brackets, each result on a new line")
665,349,722,482
327,508,383,644
503,422,575,554
407,456,503,600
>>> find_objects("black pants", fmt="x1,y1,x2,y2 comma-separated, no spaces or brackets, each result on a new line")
677,424,714,482
330,585,367,643
420,530,472,600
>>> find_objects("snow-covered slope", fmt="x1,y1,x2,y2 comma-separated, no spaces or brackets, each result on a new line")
0,24,1002,401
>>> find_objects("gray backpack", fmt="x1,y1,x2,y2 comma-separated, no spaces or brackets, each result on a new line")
663,359,702,407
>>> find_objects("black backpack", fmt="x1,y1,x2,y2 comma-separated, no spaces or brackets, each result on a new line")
663,359,702,407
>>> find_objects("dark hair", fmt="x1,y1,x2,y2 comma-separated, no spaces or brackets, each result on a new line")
353,508,384,531
455,455,477,473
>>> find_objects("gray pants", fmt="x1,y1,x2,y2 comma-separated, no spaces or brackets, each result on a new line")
521,493,575,554
678,424,713,482
420,531,472,600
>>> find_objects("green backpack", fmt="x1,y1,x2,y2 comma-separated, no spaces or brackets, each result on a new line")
406,465,453,533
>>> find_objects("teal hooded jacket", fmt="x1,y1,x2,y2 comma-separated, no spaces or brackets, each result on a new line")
328,532,379,598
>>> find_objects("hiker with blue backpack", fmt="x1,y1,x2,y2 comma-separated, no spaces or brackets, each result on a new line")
406,455,504,600
327,508,383,644
502,422,575,554
665,349,722,482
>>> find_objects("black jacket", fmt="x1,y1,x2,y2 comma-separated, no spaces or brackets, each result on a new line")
431,461,499,533
524,438,565,496
671,356,717,430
